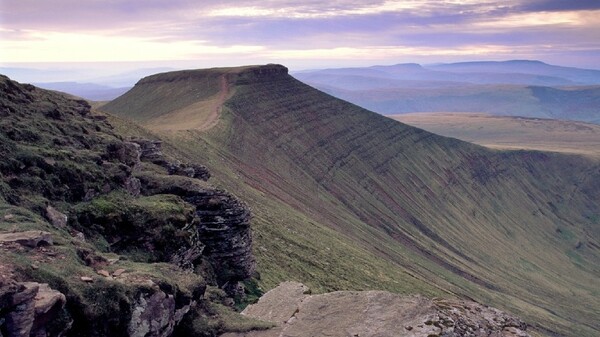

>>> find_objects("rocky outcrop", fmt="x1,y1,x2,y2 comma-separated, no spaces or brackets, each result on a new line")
0,75,258,337
166,162,210,181
136,172,255,286
130,139,164,164
128,290,194,337
189,191,254,285
222,282,530,337
0,275,69,337
130,139,210,181
107,141,142,171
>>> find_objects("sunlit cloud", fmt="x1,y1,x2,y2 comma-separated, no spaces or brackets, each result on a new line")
1,0,599,69
0,30,264,62
474,10,593,29
262,44,516,61
206,1,499,19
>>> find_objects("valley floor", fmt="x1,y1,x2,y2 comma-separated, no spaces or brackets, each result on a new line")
391,113,600,158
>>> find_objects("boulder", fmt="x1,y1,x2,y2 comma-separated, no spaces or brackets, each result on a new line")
28,283,68,336
3,283,37,337
129,139,165,164
1,280,69,337
45,206,67,228
0,231,52,248
128,290,194,337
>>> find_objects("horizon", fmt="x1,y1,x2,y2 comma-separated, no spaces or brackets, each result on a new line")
2,58,600,86
2,0,600,79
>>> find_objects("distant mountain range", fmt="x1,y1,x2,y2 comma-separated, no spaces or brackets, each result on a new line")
293,60,600,124
33,82,130,101
0,66,173,101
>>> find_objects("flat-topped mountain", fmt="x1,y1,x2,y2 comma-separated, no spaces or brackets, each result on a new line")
102,65,288,131
102,65,600,336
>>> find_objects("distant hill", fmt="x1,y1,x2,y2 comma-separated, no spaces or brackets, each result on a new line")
34,82,130,101
0,66,174,101
316,84,600,122
294,60,600,124
103,65,600,336
430,60,600,84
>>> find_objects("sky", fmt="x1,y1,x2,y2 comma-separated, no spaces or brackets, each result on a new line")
1,0,600,77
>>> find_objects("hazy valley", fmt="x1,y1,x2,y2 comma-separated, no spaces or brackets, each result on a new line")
392,113,600,158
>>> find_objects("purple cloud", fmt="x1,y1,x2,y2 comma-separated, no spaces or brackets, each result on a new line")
1,0,599,69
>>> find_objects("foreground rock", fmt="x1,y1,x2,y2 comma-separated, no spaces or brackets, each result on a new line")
222,282,530,337
0,275,69,337
0,75,259,337
128,289,195,337
0,231,53,248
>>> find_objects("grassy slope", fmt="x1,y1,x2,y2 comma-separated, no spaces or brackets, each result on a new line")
392,113,600,158
102,66,600,337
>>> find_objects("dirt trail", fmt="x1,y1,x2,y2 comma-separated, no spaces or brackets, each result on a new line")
195,74,231,131
147,74,231,132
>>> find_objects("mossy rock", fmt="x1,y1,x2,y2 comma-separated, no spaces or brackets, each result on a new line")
70,191,197,262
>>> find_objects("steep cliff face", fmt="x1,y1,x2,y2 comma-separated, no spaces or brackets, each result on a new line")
0,75,260,337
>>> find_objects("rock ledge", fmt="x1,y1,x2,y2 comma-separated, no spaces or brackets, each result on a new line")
222,282,530,337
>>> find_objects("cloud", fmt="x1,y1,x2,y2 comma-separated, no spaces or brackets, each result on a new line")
517,0,600,12
0,29,264,62
1,0,599,68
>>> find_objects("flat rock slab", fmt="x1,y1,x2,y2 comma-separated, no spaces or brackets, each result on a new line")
28,282,66,314
222,282,530,337
241,281,310,324
0,231,53,248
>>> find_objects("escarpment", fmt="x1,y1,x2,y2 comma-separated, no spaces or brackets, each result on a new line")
130,139,255,282
103,65,599,336
0,75,260,337
101,64,290,131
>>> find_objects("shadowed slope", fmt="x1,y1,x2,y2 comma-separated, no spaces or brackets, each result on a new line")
103,65,600,337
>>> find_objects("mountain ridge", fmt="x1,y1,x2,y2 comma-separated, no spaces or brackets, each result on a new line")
102,64,600,337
